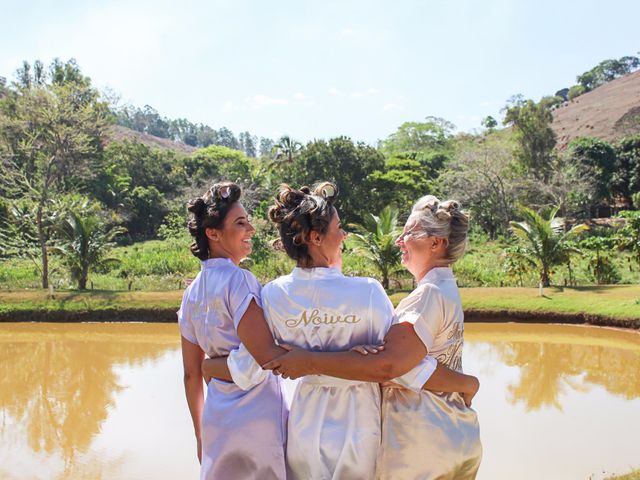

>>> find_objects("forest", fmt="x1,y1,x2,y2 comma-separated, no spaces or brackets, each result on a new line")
0,56,639,291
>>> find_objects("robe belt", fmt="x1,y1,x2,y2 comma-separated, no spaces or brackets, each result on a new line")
301,375,370,388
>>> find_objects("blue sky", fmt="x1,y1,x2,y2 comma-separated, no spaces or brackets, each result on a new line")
1,0,638,144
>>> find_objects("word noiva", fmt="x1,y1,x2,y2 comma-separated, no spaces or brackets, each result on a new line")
285,309,362,328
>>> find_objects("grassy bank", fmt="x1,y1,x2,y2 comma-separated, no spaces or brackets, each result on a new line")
1,285,639,327
1,237,638,291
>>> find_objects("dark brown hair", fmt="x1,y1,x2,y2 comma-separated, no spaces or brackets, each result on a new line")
268,182,337,267
186,182,242,260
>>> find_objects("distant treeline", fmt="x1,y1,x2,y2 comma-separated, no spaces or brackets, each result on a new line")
114,104,275,158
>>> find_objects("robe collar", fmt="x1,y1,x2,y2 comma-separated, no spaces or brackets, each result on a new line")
417,266,455,286
291,266,344,280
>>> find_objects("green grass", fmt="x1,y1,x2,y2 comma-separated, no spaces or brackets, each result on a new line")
2,285,639,324
388,285,640,320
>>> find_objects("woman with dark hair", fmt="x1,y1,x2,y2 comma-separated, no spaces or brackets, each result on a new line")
264,194,483,479
178,182,287,480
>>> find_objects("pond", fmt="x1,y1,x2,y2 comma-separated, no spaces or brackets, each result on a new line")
0,322,638,480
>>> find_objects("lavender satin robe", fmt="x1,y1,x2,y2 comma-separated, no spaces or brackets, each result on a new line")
377,267,482,480
178,258,287,480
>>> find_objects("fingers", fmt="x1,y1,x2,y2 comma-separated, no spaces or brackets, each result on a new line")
351,345,370,355
279,343,293,351
350,344,385,355
262,359,281,370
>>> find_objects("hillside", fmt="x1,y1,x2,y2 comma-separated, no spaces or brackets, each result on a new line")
552,70,640,149
107,124,197,154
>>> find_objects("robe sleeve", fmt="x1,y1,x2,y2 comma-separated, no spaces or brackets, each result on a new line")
398,284,445,353
226,269,269,390
227,343,269,391
177,287,198,345
391,355,438,392
229,269,264,330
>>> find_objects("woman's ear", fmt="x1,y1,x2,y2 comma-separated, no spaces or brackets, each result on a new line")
205,227,220,242
309,230,322,246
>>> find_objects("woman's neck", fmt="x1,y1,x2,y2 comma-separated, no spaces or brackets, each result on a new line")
413,260,449,283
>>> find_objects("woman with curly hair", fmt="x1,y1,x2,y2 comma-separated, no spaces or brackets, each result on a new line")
178,182,288,480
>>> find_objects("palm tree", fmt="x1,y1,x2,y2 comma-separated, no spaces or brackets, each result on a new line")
51,211,126,289
508,206,587,287
348,205,402,289
271,135,302,169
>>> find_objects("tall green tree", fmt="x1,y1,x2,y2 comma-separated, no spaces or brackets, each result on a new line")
568,137,616,205
613,135,640,206
348,205,402,289
0,60,110,287
382,116,454,155
503,97,556,179
287,137,384,223
508,206,587,286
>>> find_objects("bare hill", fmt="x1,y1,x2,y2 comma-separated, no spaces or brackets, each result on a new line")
552,70,640,149
107,125,197,155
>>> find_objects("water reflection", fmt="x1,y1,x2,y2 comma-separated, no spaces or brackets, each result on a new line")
0,322,638,480
0,323,177,477
466,324,640,410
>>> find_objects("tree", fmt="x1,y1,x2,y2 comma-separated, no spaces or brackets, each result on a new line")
259,137,275,157
508,206,587,286
286,137,385,223
348,205,402,289
503,97,556,179
238,131,257,158
271,135,302,168
382,116,454,155
51,203,125,289
613,135,640,206
568,137,616,205
368,153,435,213
577,55,640,91
441,137,520,237
568,85,586,100
481,116,498,132
617,210,640,282
0,60,110,288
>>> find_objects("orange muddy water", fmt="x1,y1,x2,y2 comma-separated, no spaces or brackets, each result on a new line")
0,322,638,480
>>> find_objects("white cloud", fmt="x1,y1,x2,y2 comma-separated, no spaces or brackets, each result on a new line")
246,94,289,110
328,87,344,96
293,92,307,100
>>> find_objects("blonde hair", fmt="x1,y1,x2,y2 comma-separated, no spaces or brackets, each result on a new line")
408,195,469,263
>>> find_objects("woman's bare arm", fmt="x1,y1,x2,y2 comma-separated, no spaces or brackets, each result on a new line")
235,299,288,364
201,356,232,382
262,322,478,399
181,336,205,464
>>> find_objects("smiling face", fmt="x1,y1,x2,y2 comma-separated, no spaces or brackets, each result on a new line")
206,202,255,265
309,206,347,268
396,217,448,279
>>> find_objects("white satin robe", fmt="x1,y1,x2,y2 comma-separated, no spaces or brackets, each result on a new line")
178,258,287,480
229,267,435,480
377,267,482,480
